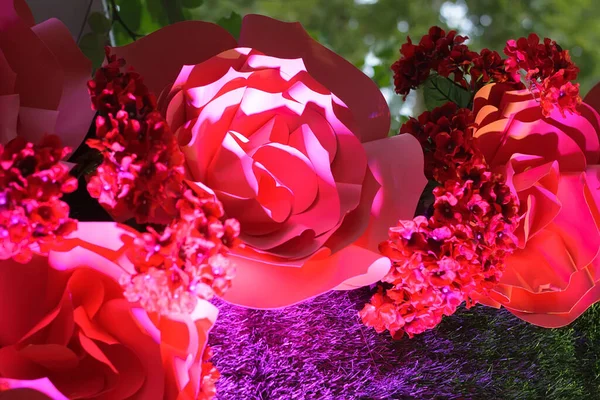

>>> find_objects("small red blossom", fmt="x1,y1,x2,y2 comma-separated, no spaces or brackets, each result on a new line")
86,49,185,223
504,33,581,116
392,27,516,99
362,104,520,338
0,136,77,263
121,186,241,316
400,102,477,181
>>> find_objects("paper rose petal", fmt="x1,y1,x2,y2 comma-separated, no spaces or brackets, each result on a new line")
110,21,237,98
221,244,387,308
0,0,94,152
0,1,63,111
238,14,390,143
352,133,427,252
0,378,68,400
31,19,95,151
12,0,34,27
584,81,600,115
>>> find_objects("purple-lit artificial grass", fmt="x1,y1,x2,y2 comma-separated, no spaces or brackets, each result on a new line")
209,287,600,399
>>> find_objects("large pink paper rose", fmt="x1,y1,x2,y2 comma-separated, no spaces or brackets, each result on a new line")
472,83,600,327
110,15,426,308
0,0,94,150
0,223,218,399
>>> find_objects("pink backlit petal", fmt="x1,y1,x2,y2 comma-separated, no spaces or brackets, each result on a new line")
95,299,165,399
506,278,600,328
110,21,237,97
0,377,68,400
205,130,258,197
353,134,427,253
17,107,59,144
238,14,390,143
500,230,577,293
31,18,94,151
0,93,19,144
221,244,388,308
180,88,245,181
151,300,216,399
548,173,600,269
252,161,293,223
244,53,307,77
287,124,341,234
0,2,62,110
0,49,16,96
78,332,118,373
251,142,318,213
48,222,139,281
495,118,587,171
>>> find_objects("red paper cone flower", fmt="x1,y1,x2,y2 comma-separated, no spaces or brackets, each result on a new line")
472,82,600,327
0,222,218,400
109,15,427,308
0,0,94,151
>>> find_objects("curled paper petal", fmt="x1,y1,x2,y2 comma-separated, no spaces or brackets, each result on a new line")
0,0,93,149
0,223,218,399
473,82,600,326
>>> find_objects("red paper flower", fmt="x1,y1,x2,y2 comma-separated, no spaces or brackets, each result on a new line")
107,16,427,308
472,82,600,327
0,222,218,399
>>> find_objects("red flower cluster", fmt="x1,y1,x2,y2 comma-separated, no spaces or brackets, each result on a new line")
392,26,514,99
400,102,476,181
87,49,185,223
504,33,581,116
361,104,519,338
121,186,240,316
0,136,77,263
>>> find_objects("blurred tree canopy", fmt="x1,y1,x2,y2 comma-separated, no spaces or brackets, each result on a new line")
87,0,600,124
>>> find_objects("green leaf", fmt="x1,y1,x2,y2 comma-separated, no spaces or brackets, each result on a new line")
181,0,203,8
162,0,185,24
423,75,472,111
217,12,242,40
79,32,107,69
145,0,169,28
70,149,104,179
116,0,142,32
88,12,111,34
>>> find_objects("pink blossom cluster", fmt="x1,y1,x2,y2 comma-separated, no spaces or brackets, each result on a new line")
504,33,581,116
121,189,240,315
86,49,185,223
0,136,77,263
361,105,519,338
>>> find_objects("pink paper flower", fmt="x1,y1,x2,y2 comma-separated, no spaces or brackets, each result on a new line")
0,222,218,399
0,0,94,150
472,82,600,327
110,15,426,308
